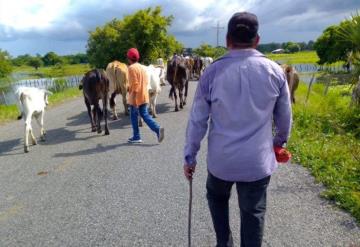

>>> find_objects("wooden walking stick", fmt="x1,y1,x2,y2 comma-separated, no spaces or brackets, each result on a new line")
188,178,193,247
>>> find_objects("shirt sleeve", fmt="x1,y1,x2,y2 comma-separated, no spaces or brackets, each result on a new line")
128,66,140,94
183,72,211,166
273,72,292,147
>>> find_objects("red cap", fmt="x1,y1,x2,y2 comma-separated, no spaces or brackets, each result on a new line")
127,48,140,61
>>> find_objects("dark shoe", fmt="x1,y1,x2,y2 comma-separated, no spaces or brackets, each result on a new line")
128,137,143,144
158,128,164,143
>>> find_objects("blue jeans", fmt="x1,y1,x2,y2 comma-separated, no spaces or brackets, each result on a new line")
206,172,270,247
130,104,160,140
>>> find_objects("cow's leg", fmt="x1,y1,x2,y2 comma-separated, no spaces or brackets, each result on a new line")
24,116,31,153
103,96,110,135
36,111,46,141
85,98,96,132
122,91,129,116
152,94,158,118
92,107,97,132
184,80,189,106
173,87,179,112
29,125,37,146
110,92,118,120
95,103,102,134
179,83,184,109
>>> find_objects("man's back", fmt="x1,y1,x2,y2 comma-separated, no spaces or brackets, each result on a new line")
184,48,292,182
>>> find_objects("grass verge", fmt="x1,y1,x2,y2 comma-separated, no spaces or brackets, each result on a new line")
288,83,360,222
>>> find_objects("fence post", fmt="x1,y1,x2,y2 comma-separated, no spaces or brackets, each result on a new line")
305,74,316,105
2,91,7,105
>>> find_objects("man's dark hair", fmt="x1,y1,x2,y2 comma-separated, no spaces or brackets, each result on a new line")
227,12,259,47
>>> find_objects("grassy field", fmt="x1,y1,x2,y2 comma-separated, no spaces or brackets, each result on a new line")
288,82,360,222
266,51,319,64
12,64,90,79
266,50,345,67
0,87,82,124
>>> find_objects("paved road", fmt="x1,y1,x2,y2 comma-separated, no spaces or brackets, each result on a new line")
0,81,359,246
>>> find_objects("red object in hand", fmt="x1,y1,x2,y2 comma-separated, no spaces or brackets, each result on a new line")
274,146,292,163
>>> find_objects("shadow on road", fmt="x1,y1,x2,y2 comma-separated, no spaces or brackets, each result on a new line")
53,142,157,158
66,111,89,126
0,138,22,155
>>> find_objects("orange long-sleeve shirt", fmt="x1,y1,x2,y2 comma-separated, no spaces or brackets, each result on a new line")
127,63,149,106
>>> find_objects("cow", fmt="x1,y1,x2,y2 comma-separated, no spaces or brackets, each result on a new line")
141,64,162,118
106,61,129,119
166,57,189,112
202,56,213,71
281,64,299,104
193,56,203,79
15,87,52,153
80,69,110,135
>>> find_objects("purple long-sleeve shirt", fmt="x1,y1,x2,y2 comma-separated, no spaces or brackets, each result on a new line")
184,49,292,182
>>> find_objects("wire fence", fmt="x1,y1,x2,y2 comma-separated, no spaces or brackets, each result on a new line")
0,75,83,106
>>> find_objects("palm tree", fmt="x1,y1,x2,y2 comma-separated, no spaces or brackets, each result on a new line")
337,12,360,106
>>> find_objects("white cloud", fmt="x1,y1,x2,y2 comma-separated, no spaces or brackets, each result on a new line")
0,0,70,31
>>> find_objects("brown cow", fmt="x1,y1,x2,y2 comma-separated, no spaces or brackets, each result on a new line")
80,69,110,135
281,64,299,104
106,61,129,119
166,57,189,111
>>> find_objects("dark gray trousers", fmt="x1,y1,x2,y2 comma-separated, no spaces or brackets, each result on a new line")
206,172,271,247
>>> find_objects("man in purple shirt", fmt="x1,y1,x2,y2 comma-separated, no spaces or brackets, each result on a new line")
183,12,292,247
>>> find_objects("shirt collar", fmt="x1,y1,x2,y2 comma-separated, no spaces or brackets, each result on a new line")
225,48,265,58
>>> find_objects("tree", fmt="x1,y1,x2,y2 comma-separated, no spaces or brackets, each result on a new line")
87,6,183,68
283,42,300,53
12,54,32,66
0,49,12,78
27,57,43,70
314,22,353,64
63,53,89,64
306,40,315,50
42,52,63,66
337,12,360,105
193,44,227,59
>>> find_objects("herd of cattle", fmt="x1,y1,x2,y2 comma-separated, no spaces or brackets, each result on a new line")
14,55,299,153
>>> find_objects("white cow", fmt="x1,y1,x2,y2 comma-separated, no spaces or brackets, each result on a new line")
202,56,213,70
16,87,52,153
141,64,162,118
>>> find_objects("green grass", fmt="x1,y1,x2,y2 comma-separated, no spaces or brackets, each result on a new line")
12,64,90,79
266,51,345,67
0,87,82,124
0,105,20,123
266,51,319,64
288,82,360,222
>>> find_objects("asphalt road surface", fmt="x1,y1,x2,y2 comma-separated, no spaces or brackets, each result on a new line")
0,81,359,246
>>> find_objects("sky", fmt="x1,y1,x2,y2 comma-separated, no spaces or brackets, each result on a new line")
0,0,359,57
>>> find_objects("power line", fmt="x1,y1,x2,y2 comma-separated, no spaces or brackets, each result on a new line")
212,21,224,47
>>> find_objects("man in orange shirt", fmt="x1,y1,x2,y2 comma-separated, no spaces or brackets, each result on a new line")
127,48,164,144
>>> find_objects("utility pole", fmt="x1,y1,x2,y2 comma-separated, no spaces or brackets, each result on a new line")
213,21,224,47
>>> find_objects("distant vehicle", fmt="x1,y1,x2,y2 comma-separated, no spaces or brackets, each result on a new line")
271,49,285,54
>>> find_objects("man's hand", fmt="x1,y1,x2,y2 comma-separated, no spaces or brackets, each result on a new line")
274,146,292,163
184,165,196,181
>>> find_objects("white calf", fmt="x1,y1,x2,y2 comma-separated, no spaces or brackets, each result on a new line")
16,87,52,153
141,64,162,118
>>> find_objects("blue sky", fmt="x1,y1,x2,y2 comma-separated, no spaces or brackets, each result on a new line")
0,0,359,57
